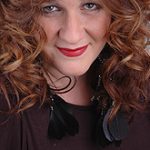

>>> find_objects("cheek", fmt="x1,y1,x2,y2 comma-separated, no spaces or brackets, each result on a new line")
85,13,111,40
38,18,61,43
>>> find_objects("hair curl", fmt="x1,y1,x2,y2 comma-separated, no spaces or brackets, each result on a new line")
0,0,150,117
101,0,150,116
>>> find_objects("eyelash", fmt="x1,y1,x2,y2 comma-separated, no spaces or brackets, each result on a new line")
82,3,101,11
41,2,101,14
41,5,61,14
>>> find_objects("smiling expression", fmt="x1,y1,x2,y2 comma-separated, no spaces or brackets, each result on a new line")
37,0,111,77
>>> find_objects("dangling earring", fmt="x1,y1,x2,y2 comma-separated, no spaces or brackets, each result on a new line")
47,92,79,139
102,102,129,142
91,54,129,147
95,98,129,146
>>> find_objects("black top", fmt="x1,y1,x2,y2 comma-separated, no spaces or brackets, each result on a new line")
0,95,150,150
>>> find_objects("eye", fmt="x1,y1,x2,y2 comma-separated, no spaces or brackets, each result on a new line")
82,3,101,11
41,5,60,14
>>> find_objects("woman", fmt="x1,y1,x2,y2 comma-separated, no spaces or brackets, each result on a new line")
0,0,150,150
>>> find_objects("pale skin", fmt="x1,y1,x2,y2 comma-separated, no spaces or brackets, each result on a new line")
37,0,111,105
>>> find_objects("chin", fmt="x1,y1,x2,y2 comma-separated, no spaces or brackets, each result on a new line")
61,66,90,77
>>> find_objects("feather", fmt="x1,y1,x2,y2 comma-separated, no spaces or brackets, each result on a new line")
48,94,79,139
95,102,128,146
102,108,129,142
108,110,129,141
95,108,111,147
102,109,114,142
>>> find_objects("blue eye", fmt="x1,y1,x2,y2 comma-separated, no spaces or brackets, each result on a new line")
41,5,60,13
83,3,101,11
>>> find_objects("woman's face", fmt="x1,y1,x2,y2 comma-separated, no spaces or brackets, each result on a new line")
38,0,111,77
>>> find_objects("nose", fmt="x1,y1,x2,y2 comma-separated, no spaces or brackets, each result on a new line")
58,13,84,44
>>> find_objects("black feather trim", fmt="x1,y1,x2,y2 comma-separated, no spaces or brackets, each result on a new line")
108,109,129,141
48,94,79,139
95,101,129,147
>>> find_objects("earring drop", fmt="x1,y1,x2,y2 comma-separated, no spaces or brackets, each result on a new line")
95,99,129,146
48,94,79,139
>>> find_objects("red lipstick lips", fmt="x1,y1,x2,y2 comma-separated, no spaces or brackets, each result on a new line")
57,45,88,57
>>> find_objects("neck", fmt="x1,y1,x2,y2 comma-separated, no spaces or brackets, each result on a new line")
58,74,93,106
45,72,93,106
43,65,93,106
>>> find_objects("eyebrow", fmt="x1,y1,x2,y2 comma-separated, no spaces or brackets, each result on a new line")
43,0,58,3
41,0,102,8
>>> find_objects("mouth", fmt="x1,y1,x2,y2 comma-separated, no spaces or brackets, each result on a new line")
56,45,88,57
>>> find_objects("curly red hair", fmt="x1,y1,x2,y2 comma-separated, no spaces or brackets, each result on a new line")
0,0,150,116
